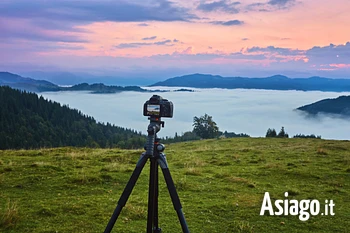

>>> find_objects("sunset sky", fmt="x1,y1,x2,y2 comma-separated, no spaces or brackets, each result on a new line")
1,0,350,79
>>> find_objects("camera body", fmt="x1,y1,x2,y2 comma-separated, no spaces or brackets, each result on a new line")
143,95,173,118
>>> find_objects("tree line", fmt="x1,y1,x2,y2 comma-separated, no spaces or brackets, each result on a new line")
162,113,249,143
0,86,146,149
265,127,321,139
162,114,321,143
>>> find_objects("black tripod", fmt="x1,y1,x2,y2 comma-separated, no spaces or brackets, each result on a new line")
104,117,190,233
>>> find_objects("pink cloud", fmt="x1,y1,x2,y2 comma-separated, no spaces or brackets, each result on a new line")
330,63,350,68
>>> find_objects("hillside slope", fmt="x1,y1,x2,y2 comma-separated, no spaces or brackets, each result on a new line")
297,95,350,116
0,138,349,232
0,86,145,149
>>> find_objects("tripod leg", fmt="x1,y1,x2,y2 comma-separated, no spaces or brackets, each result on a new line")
158,154,190,233
147,157,161,233
104,153,149,233
153,161,161,233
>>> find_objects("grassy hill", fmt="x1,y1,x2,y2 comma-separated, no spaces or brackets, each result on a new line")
0,138,349,232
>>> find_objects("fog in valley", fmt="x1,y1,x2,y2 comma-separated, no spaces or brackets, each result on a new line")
41,88,350,140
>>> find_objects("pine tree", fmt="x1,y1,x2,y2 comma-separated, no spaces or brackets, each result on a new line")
266,128,277,137
277,127,289,138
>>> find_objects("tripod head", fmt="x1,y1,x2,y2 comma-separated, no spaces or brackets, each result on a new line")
144,95,172,156
146,117,164,156
147,116,164,136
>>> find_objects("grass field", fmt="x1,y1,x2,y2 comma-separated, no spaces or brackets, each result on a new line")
0,138,349,232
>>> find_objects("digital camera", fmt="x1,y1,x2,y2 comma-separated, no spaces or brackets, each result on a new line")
143,95,173,118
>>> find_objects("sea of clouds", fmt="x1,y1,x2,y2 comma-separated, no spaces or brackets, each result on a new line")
41,87,350,140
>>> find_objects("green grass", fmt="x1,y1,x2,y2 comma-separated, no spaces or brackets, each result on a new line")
0,138,349,232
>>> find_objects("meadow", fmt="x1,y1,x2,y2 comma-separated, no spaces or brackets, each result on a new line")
0,138,349,232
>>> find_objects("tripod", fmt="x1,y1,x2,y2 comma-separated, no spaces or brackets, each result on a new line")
104,117,190,233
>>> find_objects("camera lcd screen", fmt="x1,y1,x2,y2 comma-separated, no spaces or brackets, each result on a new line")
147,104,160,115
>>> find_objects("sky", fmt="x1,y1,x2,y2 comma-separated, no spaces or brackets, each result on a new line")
1,0,350,79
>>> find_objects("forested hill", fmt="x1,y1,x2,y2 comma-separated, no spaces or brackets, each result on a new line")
297,95,350,116
0,86,146,149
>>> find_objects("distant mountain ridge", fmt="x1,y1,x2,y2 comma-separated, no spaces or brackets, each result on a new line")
0,72,189,93
20,70,158,86
3,71,350,93
297,96,350,116
151,73,350,92
0,72,154,93
0,72,147,93
0,72,61,92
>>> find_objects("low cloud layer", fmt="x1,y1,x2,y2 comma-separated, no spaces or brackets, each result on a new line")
40,89,350,140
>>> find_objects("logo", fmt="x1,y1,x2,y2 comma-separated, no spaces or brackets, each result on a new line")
260,192,335,221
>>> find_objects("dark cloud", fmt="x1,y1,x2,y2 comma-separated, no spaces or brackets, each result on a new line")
228,52,267,60
0,0,197,43
173,39,179,42
197,0,240,14
241,42,350,71
247,0,296,11
245,3,269,12
268,0,295,6
115,43,147,49
115,39,173,49
211,20,244,26
0,19,88,43
0,0,197,24
35,43,85,51
142,36,157,41
26,19,91,33
242,38,249,41
246,46,303,56
306,42,350,64
154,39,172,45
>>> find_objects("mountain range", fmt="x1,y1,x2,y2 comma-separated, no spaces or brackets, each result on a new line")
19,71,157,86
3,71,350,93
2,70,350,121
151,73,350,92
0,72,149,93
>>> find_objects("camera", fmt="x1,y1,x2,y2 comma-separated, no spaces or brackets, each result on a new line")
143,95,173,118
